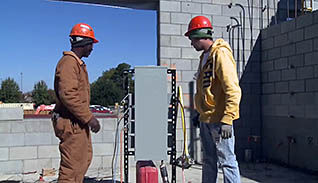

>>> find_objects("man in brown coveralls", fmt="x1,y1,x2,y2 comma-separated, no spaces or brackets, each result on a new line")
52,23,101,183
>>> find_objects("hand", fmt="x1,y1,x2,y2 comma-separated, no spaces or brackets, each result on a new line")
88,117,101,133
220,123,232,139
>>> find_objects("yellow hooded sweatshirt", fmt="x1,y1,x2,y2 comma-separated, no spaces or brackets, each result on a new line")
195,39,241,125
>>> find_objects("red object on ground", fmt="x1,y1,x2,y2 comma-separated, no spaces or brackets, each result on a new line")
136,161,158,183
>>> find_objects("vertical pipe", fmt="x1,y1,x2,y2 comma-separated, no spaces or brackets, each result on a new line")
237,26,240,76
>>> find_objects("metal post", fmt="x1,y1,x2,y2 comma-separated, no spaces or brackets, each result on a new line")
167,69,177,183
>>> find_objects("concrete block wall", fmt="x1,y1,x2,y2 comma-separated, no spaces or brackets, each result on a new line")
261,10,318,171
0,117,120,176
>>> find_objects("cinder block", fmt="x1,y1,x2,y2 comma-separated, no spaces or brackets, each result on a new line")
52,158,60,169
160,12,170,23
160,1,180,12
275,82,289,93
288,54,304,68
24,159,52,172
305,52,318,66
192,0,211,3
275,105,289,117
191,59,200,70
315,65,318,78
304,24,318,40
171,59,192,71
262,83,275,94
102,130,115,143
0,108,23,121
171,13,191,24
261,29,268,40
297,66,314,79
296,93,315,105
268,48,281,60
306,79,318,91
182,47,201,59
101,118,116,131
102,156,112,169
93,143,114,156
10,146,37,160
38,145,59,158
314,38,318,51
261,61,274,72
92,131,103,143
25,133,52,145
212,15,231,27
281,19,296,33
0,147,8,161
305,105,318,119
288,29,303,43
267,94,281,105
281,94,291,105
181,2,201,14
222,4,241,17
39,120,53,132
296,40,313,54
267,24,281,38
274,33,288,47
88,156,103,169
211,0,231,5
289,80,305,92
262,104,275,116
281,44,296,57
289,105,305,118
314,10,318,24
0,133,24,147
296,13,313,29
181,70,197,82
274,58,288,70
160,46,181,58
160,35,171,46
10,122,25,133
171,36,190,47
262,72,268,82
25,121,40,133
51,135,60,145
0,160,23,174
160,23,181,35
0,122,10,133
202,4,222,15
268,71,281,82
262,37,274,50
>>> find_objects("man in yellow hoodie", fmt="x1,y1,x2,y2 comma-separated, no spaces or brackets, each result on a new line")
185,16,242,183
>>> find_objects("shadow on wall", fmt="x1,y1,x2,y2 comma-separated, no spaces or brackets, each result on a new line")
235,35,262,162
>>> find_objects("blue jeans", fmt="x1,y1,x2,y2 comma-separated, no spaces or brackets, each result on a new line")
200,122,241,183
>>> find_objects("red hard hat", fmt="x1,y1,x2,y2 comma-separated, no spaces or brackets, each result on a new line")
69,23,98,43
184,16,213,36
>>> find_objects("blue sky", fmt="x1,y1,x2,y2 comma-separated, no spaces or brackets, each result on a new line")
0,0,157,92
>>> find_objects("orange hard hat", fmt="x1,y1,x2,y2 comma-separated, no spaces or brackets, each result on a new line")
69,23,98,43
184,16,213,37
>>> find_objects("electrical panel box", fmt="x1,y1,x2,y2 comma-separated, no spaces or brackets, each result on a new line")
134,66,168,161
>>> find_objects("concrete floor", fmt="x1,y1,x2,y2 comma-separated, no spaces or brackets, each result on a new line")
1,162,317,183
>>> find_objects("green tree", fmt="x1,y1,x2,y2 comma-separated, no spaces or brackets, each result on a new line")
32,80,50,107
0,77,22,103
48,89,57,104
91,63,132,106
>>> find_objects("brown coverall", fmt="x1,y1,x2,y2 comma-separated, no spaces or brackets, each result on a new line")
53,51,94,183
